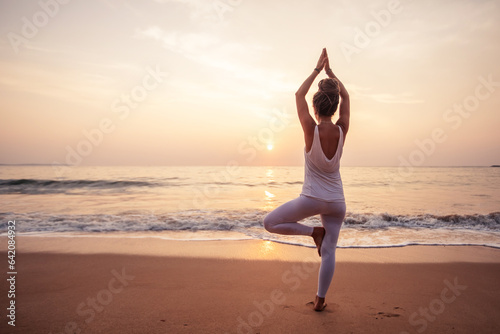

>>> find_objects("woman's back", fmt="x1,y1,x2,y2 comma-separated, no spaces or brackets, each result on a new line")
312,122,341,160
301,123,344,202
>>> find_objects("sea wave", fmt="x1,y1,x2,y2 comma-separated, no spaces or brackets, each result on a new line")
0,177,311,195
0,178,166,194
344,212,500,230
2,210,500,248
1,210,499,233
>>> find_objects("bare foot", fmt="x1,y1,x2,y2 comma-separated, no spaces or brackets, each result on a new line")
313,295,327,312
312,227,325,257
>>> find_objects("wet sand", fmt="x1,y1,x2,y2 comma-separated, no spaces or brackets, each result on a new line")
1,236,499,333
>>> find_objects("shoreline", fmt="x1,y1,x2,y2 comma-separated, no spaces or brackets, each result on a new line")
2,227,500,250
2,235,500,263
9,232,500,250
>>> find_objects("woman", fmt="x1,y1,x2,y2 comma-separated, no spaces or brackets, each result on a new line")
263,48,350,312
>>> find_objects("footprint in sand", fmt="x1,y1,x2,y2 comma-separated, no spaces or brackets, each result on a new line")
303,301,335,313
374,311,401,319
373,306,404,319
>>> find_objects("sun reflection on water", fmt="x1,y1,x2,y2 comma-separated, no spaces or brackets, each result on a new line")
263,168,276,210
265,190,275,198
266,168,274,180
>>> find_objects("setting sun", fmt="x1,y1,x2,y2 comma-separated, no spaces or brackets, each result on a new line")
267,144,274,151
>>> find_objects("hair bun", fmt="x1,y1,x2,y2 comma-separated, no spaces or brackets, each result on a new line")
313,78,341,117
318,78,340,94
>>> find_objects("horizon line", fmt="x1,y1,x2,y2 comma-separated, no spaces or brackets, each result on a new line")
0,163,498,168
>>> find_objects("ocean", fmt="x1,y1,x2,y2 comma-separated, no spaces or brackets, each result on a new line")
1,165,499,249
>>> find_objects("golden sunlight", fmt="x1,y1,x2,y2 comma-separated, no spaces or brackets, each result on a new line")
265,190,275,198
259,240,276,257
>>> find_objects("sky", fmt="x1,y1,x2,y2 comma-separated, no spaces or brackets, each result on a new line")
0,0,499,166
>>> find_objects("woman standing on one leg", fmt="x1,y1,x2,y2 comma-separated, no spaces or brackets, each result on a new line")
263,48,350,312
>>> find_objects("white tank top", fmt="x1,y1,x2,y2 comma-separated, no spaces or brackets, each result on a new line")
300,125,345,202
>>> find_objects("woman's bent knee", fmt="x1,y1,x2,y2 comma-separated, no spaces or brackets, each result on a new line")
263,216,272,232
263,215,277,233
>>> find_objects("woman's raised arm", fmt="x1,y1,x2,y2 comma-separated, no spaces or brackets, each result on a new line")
325,55,350,138
295,49,327,137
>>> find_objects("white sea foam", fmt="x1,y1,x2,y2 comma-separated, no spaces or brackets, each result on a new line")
1,210,499,248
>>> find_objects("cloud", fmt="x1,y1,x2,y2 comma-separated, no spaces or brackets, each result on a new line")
348,84,424,104
138,26,218,54
134,26,294,95
151,0,218,22
0,57,141,109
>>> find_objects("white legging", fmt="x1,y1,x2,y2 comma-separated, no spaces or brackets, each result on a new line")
263,195,346,298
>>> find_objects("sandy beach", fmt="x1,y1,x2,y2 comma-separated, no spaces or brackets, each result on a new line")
0,236,499,333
